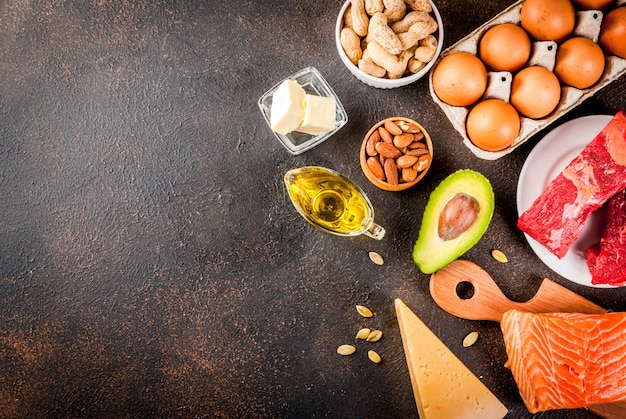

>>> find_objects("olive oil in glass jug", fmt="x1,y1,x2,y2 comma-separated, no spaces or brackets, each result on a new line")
284,166,385,240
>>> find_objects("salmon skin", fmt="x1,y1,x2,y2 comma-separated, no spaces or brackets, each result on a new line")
518,111,626,259
500,309,626,413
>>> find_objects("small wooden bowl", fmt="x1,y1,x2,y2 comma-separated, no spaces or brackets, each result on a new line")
360,117,434,191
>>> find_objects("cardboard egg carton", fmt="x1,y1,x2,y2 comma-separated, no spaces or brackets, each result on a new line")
429,0,626,160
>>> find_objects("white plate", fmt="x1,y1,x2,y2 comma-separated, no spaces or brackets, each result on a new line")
516,115,614,288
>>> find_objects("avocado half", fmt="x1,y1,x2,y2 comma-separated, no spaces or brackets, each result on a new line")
412,170,494,274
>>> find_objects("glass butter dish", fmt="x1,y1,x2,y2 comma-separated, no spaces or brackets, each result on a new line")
258,67,348,155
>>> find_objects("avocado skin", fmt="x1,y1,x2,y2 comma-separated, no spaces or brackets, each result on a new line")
412,170,494,274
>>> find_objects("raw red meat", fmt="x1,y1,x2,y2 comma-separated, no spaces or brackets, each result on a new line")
585,189,626,286
518,111,626,258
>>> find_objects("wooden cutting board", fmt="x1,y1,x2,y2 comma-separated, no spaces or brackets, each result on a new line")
429,259,623,419
429,259,606,321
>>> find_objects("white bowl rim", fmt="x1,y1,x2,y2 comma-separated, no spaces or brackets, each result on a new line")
335,0,444,88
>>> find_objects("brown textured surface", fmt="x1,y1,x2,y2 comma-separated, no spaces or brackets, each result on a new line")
0,0,624,417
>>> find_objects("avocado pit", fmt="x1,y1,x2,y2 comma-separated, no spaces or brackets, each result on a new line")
438,193,480,241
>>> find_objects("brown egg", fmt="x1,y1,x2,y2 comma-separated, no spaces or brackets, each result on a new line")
521,0,576,42
432,52,488,107
555,37,605,89
511,66,561,119
466,99,521,151
599,6,626,59
571,0,613,9
479,23,531,72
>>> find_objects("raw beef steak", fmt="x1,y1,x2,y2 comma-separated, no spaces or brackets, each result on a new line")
585,189,626,286
518,111,626,258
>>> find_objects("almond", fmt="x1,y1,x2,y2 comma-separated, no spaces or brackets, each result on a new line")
396,154,419,168
406,148,429,157
367,157,385,180
366,130,381,156
416,154,431,172
375,142,402,159
408,140,427,149
402,166,418,183
393,133,414,149
384,119,403,135
396,120,411,131
384,158,399,185
378,126,393,144
403,122,422,133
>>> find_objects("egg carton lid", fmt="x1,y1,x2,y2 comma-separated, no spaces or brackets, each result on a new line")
429,0,626,160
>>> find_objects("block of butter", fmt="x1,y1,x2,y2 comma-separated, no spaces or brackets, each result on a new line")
270,79,336,136
296,94,336,135
270,79,306,135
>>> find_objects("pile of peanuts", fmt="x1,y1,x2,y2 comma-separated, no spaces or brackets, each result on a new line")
364,119,432,185
340,0,439,79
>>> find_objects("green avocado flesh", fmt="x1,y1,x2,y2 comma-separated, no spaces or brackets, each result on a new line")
412,169,494,274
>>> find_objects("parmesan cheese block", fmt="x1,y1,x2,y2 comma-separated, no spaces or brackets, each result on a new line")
270,79,306,135
395,299,508,419
295,94,336,135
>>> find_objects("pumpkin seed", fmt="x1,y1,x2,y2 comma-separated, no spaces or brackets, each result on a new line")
356,328,371,340
356,305,373,318
368,251,384,265
337,344,356,356
368,350,382,363
491,249,508,263
463,331,479,347
366,329,383,343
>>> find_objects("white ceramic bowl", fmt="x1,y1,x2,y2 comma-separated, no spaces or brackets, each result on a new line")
335,0,444,89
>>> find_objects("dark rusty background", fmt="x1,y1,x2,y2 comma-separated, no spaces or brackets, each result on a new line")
0,0,624,417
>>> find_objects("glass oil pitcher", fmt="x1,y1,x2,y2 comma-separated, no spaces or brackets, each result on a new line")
284,166,385,240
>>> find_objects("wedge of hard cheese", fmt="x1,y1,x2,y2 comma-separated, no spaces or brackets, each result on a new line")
395,299,508,419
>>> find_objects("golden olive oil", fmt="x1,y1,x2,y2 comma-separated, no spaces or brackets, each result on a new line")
284,166,372,236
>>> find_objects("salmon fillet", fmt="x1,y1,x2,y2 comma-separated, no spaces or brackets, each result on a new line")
518,111,626,258
500,309,626,413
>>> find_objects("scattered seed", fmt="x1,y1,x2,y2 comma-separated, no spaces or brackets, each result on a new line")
463,331,479,347
491,249,508,263
368,350,382,363
366,329,383,343
368,251,384,266
356,328,371,340
337,344,357,356
356,305,373,318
